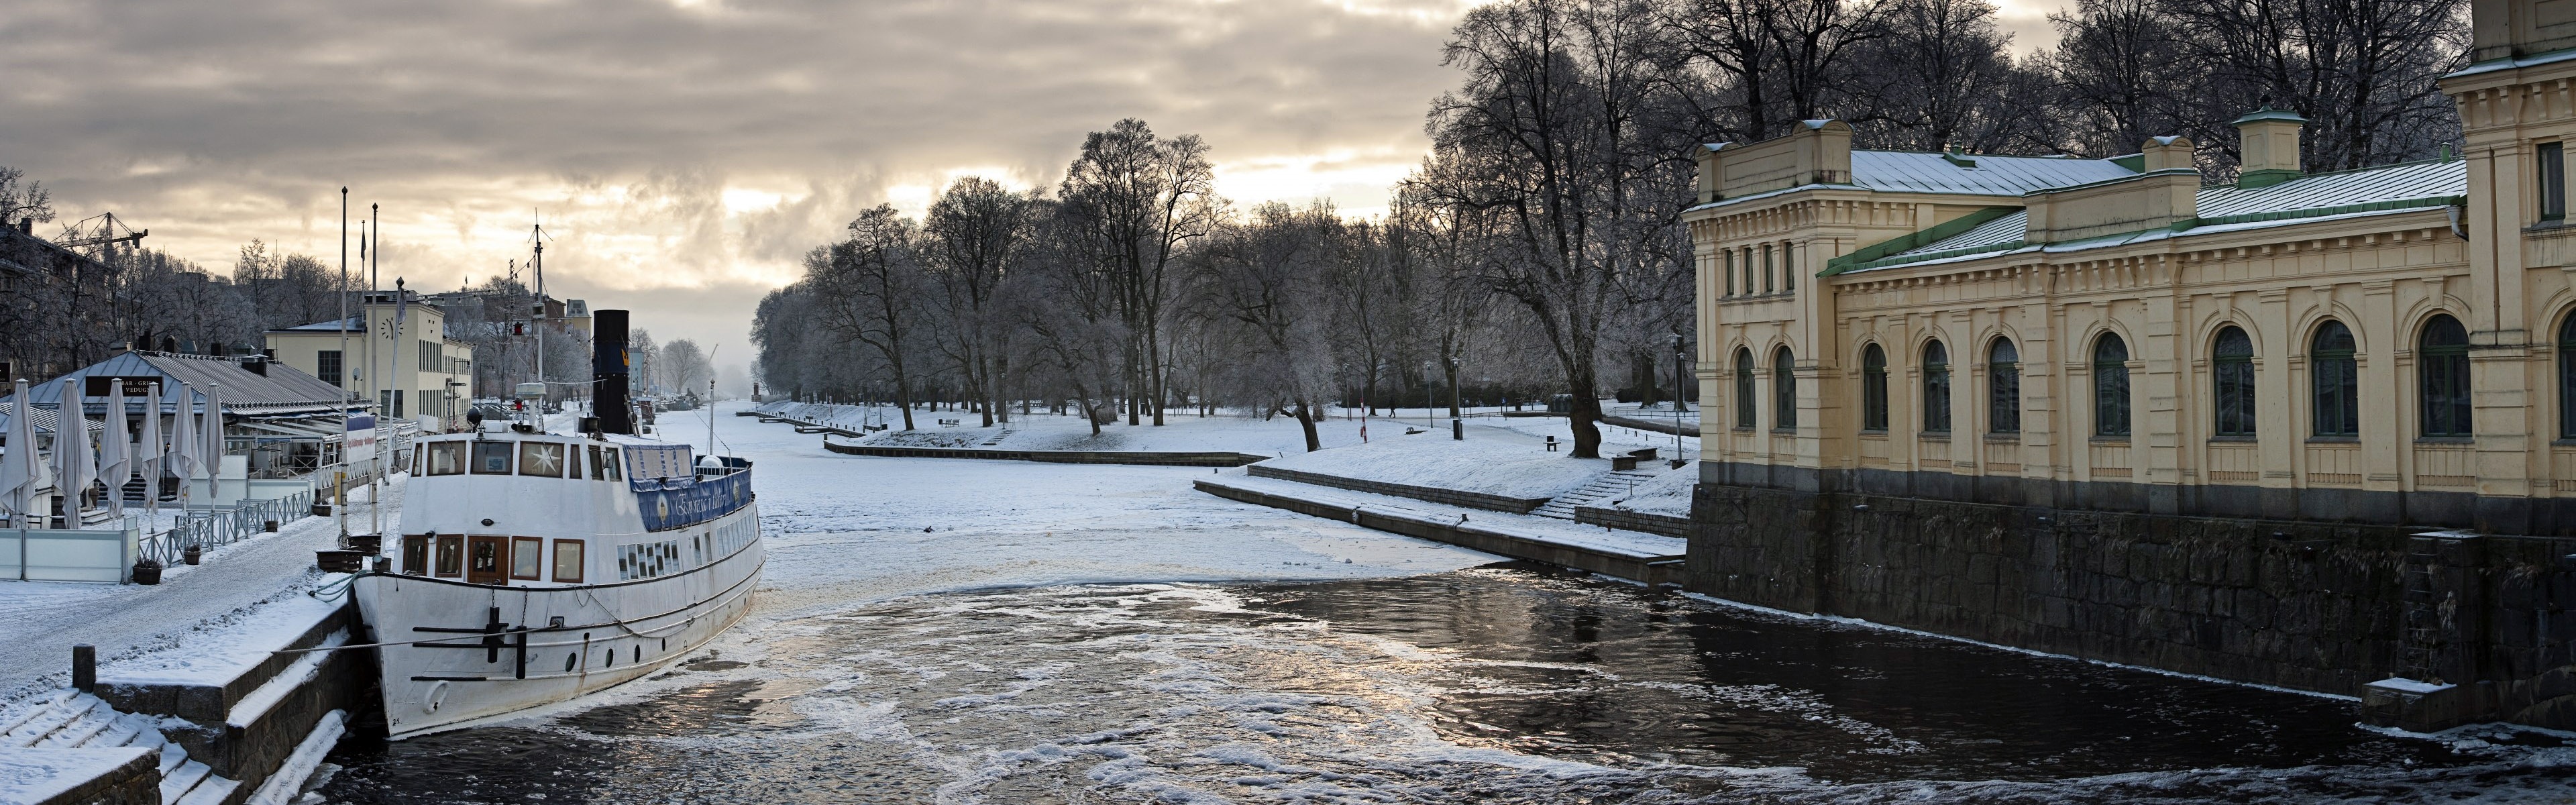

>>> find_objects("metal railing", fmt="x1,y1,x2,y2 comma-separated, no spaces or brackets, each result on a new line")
140,489,317,567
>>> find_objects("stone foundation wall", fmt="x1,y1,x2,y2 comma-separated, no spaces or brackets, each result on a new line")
1688,483,2576,729
1243,466,1552,513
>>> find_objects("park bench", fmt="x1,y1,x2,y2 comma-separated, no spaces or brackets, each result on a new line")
938,419,960,427
1544,435,1560,451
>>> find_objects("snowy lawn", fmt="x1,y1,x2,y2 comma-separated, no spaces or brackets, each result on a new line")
1255,424,1611,500
1208,472,1688,558
675,400,1510,622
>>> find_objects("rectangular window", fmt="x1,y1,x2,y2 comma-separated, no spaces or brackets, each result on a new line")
1762,245,1775,293
1722,251,1735,296
426,441,466,476
317,351,343,386
467,535,504,584
519,442,567,478
553,539,586,583
402,534,428,576
2543,142,2567,221
472,441,514,474
511,536,543,580
566,447,584,480
420,339,441,372
380,389,404,419
1740,248,1754,294
1782,244,1794,292
434,534,463,578
603,447,623,482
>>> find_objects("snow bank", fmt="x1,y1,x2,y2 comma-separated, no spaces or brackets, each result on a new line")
1603,467,1696,517
95,581,343,687
1254,427,1607,500
0,747,153,804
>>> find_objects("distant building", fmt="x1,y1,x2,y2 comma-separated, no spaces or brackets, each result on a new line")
1682,56,2564,531
0,350,356,482
264,290,472,425
420,288,589,400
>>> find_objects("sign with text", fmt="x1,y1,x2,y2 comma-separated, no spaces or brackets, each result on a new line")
83,376,160,398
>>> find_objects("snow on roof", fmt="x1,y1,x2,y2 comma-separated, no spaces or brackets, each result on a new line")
1843,158,2467,274
0,352,353,416
270,315,368,333
1847,151,2138,197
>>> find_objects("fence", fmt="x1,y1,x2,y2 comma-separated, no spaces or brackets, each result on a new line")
141,489,317,568
0,526,143,583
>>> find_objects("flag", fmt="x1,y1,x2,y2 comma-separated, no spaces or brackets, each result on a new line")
1,380,55,526
54,379,95,522
98,380,129,517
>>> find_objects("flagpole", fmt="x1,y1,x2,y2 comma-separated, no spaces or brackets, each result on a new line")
336,187,349,542
370,205,382,537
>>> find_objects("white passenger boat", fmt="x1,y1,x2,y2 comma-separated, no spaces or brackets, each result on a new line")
351,309,761,738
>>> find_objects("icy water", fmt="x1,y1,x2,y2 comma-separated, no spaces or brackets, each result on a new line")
314,563,2576,804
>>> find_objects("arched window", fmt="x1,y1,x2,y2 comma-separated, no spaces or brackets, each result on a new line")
1923,341,1951,433
2420,315,2471,437
2312,321,2359,437
2561,313,2576,439
1861,343,1889,431
2094,333,2131,438
1772,347,1798,429
1733,348,1756,429
1989,337,2021,435
2213,327,2255,438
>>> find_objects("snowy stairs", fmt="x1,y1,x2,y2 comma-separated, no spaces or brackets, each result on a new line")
1,690,239,804
980,427,1015,447
1532,470,1664,520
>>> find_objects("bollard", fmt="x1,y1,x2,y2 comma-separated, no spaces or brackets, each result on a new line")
72,645,95,692
1452,420,1463,441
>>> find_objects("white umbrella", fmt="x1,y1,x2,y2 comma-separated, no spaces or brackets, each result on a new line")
202,383,224,484
2,380,55,527
170,382,201,485
53,380,95,524
98,380,130,517
137,383,164,520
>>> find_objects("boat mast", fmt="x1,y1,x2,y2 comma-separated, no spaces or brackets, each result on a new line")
528,215,549,431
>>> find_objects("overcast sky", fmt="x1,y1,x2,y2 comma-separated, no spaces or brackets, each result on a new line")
1,0,2061,371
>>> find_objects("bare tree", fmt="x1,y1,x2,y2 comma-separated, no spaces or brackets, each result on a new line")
0,167,52,227
1058,119,1223,427
923,177,1039,427
1415,0,1695,458
1193,202,1344,451
812,205,927,431
660,339,713,396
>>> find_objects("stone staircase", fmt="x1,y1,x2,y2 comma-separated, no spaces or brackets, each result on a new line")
1532,469,1663,520
1,691,239,805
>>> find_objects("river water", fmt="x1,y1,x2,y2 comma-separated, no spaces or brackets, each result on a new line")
315,562,2575,804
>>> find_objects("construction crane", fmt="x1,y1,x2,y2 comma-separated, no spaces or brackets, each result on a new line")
52,212,147,257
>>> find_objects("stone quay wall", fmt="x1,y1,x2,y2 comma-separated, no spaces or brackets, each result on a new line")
1688,483,2576,730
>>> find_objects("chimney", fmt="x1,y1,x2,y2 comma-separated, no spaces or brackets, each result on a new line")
594,309,633,435
2233,107,2307,189
2141,136,2195,172
17,217,29,235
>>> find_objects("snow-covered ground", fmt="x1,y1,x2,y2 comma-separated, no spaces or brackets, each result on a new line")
1256,425,1613,500
769,400,1701,460
0,481,392,702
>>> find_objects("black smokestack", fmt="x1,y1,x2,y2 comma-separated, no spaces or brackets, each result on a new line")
594,309,633,435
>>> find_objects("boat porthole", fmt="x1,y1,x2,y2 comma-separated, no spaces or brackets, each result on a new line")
565,653,577,672
633,645,641,663
423,681,449,714
660,637,667,651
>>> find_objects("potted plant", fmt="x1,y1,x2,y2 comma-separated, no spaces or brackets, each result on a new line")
181,544,202,565
133,557,162,585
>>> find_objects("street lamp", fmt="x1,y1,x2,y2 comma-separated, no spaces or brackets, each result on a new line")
1421,361,1436,429
1446,356,1463,441
1670,332,1688,467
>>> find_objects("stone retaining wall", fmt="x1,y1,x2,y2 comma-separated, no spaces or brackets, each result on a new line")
1688,483,2576,731
1574,506,1691,538
1242,466,1552,514
24,748,158,805
1197,480,1682,584
824,441,1268,467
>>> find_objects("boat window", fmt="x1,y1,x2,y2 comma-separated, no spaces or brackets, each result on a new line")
553,539,585,583
603,447,623,482
402,534,428,576
427,441,466,476
511,537,543,580
472,441,513,474
519,442,568,478
434,534,463,577
566,447,584,480
467,535,504,584
411,447,422,476
588,445,604,480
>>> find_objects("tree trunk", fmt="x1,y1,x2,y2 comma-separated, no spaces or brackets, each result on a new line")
1567,372,1603,458
1293,402,1322,452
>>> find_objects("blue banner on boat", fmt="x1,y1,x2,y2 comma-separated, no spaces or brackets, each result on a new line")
634,472,751,531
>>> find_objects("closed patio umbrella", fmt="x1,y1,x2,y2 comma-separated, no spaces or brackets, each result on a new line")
53,379,95,525
2,380,56,528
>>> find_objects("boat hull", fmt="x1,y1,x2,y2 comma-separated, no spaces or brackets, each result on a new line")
354,504,763,739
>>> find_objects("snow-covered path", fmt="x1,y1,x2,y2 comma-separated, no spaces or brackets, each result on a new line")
0,483,398,701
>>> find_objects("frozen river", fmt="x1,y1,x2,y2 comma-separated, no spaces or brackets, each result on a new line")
313,405,2575,803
